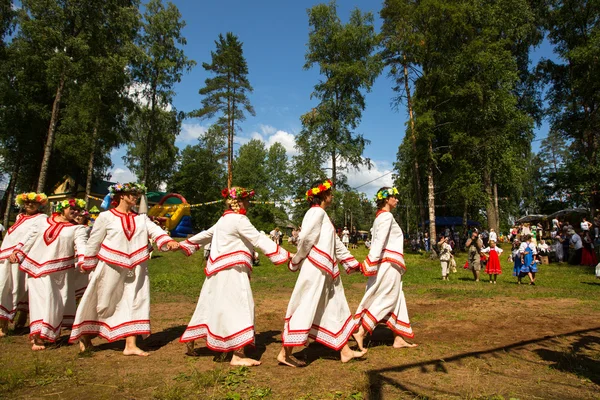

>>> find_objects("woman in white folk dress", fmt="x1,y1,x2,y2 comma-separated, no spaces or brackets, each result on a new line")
179,187,290,366
353,187,417,351
278,179,365,367
9,198,88,350
0,192,48,337
69,183,179,356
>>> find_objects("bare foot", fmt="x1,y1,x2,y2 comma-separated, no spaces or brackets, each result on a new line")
32,343,46,351
340,345,366,363
185,341,195,356
14,311,28,329
352,326,367,352
79,336,94,352
277,347,305,367
0,320,8,337
123,347,149,356
393,337,418,349
231,353,261,366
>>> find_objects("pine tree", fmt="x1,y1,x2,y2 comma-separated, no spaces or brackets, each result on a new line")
191,32,255,189
127,0,195,189
299,1,381,189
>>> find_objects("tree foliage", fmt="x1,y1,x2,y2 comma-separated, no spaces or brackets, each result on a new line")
298,0,381,188
191,32,255,188
126,0,195,189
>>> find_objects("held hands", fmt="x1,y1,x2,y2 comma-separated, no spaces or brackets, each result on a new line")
8,252,19,264
166,241,180,251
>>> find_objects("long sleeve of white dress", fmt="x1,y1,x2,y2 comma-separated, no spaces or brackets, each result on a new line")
363,211,405,276
179,225,216,256
82,213,109,270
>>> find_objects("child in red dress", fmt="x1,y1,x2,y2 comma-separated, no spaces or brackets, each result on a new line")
482,240,503,284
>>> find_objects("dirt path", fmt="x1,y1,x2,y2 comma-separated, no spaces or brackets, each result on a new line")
1,295,599,399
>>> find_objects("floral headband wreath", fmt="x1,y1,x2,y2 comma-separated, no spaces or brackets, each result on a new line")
108,182,148,198
306,179,333,201
221,187,256,200
15,192,48,207
55,198,86,213
374,187,399,202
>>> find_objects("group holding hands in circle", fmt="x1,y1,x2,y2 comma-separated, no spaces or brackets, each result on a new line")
0,179,416,366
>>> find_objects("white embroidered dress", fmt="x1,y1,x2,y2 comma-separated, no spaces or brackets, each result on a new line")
14,215,87,341
69,209,172,343
178,210,289,351
354,210,414,339
282,206,361,351
0,213,47,321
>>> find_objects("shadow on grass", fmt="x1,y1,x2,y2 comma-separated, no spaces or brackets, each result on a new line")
291,342,367,366
249,330,280,361
365,326,600,400
581,281,600,286
535,334,600,385
144,325,186,350
89,325,187,354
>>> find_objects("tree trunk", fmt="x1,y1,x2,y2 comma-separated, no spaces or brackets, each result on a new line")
427,140,436,248
227,84,233,189
483,168,497,232
403,58,426,229
36,71,66,192
85,118,100,204
2,162,19,228
493,182,500,232
229,93,236,189
144,83,158,187
463,200,468,243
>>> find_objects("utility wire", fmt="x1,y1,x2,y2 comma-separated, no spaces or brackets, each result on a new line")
352,171,394,190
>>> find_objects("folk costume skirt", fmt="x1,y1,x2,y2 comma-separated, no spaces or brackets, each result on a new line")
0,259,28,321
180,265,255,352
354,262,414,339
69,261,151,343
485,251,502,275
282,260,357,351
27,268,76,342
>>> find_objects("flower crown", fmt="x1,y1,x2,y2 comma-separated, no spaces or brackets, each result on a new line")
221,187,255,200
375,187,399,202
56,198,86,213
306,179,333,200
108,182,147,198
14,192,48,207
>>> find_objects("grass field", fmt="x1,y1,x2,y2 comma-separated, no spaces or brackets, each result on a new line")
1,242,599,399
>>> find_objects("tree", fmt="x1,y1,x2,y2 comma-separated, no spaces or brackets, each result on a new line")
266,142,291,202
125,107,183,189
299,1,382,188
538,0,600,216
233,139,276,231
169,125,227,230
383,0,538,240
54,0,140,201
191,32,254,189
127,0,195,188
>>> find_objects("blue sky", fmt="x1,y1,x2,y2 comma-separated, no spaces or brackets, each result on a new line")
110,0,557,197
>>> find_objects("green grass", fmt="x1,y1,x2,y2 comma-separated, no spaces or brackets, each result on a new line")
148,242,600,304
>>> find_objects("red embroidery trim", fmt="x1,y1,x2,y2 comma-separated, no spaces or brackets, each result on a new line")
110,209,137,241
43,215,74,246
8,213,40,235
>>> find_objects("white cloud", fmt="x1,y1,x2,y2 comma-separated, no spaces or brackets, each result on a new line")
341,160,395,198
243,125,298,156
265,130,297,155
127,81,172,112
180,123,208,143
259,124,276,135
109,167,137,184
